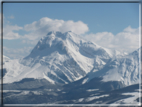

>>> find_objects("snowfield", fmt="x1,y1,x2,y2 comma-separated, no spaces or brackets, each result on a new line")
112,92,140,104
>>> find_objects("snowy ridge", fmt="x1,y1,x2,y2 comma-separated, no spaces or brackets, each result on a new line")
112,92,139,104
82,47,140,86
3,31,140,86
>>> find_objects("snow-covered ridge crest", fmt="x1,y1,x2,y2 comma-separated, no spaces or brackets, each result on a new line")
83,47,140,86
3,31,138,85
33,31,85,51
21,31,118,68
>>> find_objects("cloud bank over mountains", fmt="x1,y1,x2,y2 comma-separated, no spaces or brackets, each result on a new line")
3,17,89,40
84,26,140,53
3,25,23,40
24,17,89,40
2,17,140,58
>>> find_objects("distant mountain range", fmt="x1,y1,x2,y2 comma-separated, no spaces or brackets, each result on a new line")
2,31,141,104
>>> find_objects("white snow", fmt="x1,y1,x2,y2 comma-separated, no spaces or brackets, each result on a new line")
86,89,99,92
102,68,122,82
135,89,142,92
113,92,140,104
78,98,84,102
82,78,88,84
3,90,21,93
43,73,55,84
101,51,140,86
32,91,43,95
20,91,30,95
2,31,140,86
57,89,61,91
2,31,109,84
44,89,53,91
85,94,109,102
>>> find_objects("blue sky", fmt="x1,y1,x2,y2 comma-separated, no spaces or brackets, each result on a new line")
3,3,139,34
2,2,140,59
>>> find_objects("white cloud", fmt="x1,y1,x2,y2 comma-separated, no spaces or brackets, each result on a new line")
0,13,22,40
9,15,14,19
85,32,114,47
2,16,140,53
22,39,38,45
3,46,33,59
23,17,89,40
84,26,140,53
3,24,23,40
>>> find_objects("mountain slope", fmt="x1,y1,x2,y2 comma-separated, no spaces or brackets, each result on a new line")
3,31,140,87
3,31,120,84
80,48,140,86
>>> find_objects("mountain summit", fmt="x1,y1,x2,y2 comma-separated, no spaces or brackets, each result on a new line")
3,31,115,84
3,31,140,86
19,31,116,84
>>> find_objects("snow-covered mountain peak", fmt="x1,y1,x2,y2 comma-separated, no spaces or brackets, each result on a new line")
33,31,78,50
43,31,78,40
128,47,141,61
27,31,117,63
4,31,136,85
29,31,87,58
